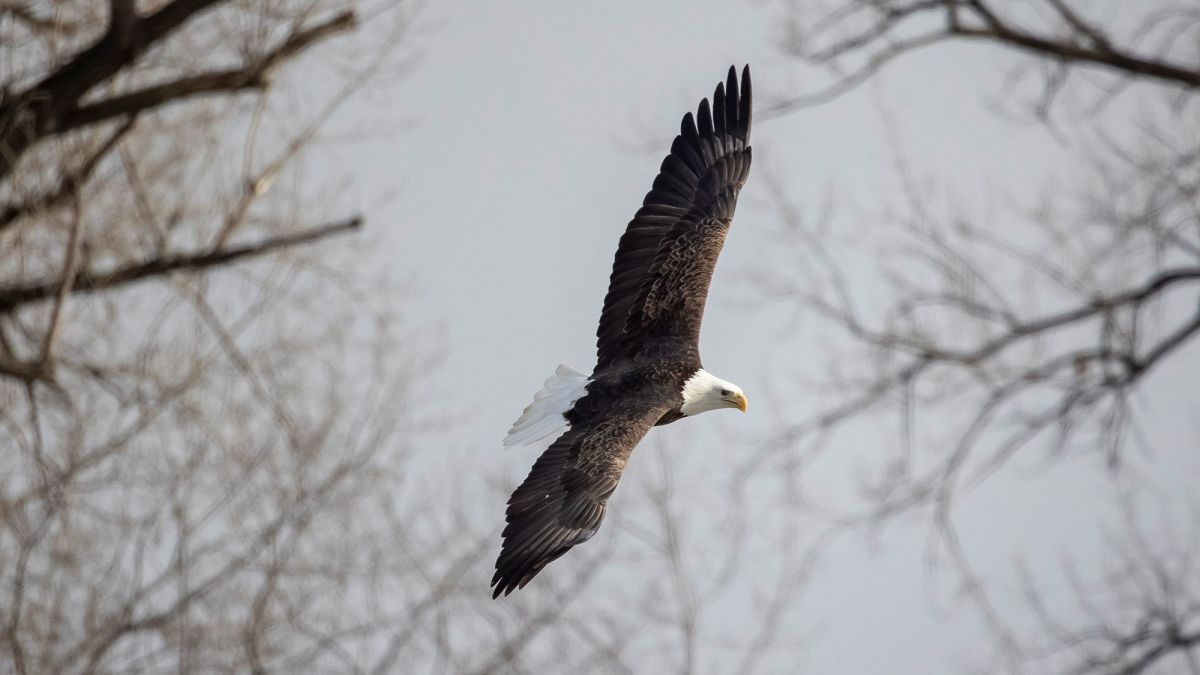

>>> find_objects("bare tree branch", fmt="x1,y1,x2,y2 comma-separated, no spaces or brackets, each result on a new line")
766,3,1200,671
0,2,71,35
37,195,84,369
0,216,361,315
58,10,357,134
0,0,225,181
0,115,137,232
774,0,1200,116
108,0,137,49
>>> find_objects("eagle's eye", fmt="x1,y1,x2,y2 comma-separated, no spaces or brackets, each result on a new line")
719,389,731,396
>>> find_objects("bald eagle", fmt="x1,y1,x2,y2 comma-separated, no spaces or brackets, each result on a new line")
493,66,753,597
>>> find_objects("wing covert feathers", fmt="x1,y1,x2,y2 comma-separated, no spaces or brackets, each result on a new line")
595,66,753,369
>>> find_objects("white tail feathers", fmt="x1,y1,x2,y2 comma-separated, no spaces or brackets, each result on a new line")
503,365,589,448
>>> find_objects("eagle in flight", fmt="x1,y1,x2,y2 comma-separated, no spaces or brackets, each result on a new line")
493,66,753,597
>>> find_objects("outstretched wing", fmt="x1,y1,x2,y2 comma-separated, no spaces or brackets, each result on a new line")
595,65,753,370
492,400,670,597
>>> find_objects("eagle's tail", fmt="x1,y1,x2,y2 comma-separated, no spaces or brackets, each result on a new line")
502,365,589,448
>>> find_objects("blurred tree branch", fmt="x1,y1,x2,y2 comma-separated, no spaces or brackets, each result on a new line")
0,2,70,34
0,2,481,672
771,0,1200,116
0,114,136,232
0,216,361,316
766,1,1200,671
56,9,357,134
0,3,803,672
0,0,223,180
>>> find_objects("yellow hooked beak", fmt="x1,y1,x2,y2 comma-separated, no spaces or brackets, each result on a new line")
728,392,748,413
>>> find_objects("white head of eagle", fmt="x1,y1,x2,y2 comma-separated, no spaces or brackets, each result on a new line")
680,369,747,416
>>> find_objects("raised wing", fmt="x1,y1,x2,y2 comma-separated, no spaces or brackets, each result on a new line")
594,65,752,370
491,400,670,597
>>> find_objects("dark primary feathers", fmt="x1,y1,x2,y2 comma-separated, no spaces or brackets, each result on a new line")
492,66,753,598
595,64,752,370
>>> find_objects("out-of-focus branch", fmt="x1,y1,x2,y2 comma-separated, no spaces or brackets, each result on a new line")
38,197,85,368
1044,0,1113,53
0,2,72,35
109,0,137,48
812,266,1200,370
1100,628,1200,675
773,0,1200,116
949,0,1200,86
763,1,1200,672
0,0,224,181
0,2,355,184
0,216,362,315
1012,498,1200,675
0,2,486,672
0,357,47,384
0,115,137,232
58,10,357,133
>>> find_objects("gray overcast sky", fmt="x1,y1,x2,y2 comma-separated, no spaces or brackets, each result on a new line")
313,1,1198,671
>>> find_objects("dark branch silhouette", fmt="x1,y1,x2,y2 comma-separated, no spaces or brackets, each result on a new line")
0,216,361,316
767,1,1200,671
